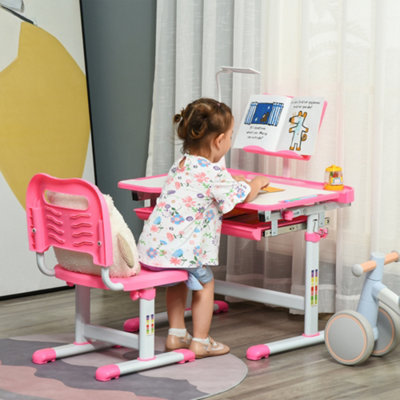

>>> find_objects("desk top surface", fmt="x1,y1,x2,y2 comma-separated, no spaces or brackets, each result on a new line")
119,168,354,212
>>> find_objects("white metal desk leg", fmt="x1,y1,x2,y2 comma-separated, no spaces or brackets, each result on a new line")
247,213,325,360
304,213,322,336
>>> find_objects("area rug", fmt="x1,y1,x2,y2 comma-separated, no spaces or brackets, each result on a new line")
0,333,247,400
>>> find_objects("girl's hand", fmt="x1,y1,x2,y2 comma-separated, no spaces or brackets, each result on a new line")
255,175,270,190
244,175,270,203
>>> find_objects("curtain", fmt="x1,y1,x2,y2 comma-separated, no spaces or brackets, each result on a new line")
147,0,400,313
146,0,235,176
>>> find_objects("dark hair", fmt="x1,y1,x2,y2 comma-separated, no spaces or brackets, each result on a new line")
173,98,233,154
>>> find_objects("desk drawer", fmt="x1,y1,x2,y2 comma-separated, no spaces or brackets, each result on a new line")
135,207,154,221
134,207,308,241
222,213,308,240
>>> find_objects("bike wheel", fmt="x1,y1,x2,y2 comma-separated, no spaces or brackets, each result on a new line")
372,302,400,356
325,310,374,365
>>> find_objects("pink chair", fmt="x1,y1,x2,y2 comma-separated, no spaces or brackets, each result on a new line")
26,173,193,381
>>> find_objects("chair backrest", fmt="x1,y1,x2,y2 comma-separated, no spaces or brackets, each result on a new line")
26,173,113,267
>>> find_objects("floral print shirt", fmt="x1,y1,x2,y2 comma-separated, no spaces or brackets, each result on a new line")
137,155,250,269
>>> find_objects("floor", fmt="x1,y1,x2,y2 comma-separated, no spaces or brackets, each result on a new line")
1,287,400,400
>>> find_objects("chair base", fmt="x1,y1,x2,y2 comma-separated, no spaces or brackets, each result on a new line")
96,349,195,381
32,341,195,381
32,341,111,364
31,266,191,380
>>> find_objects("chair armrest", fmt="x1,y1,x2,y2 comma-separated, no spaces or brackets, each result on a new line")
36,253,55,277
101,267,124,291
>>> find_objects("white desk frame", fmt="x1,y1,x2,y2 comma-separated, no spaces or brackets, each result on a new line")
119,169,354,359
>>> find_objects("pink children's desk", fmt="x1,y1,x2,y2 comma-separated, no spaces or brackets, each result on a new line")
118,168,354,360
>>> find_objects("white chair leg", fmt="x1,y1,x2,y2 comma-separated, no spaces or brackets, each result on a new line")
138,288,156,360
75,285,90,343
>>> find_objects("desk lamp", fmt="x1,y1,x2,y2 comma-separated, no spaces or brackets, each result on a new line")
215,66,260,167
215,66,260,103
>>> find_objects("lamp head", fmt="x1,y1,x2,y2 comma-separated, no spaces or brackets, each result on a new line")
218,66,260,75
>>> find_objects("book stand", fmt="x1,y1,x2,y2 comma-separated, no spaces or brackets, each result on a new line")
242,145,311,177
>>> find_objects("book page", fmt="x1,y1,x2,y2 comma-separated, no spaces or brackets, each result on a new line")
233,94,292,152
277,97,325,156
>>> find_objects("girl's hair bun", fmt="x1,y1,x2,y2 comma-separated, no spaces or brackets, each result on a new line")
173,110,184,124
173,98,232,153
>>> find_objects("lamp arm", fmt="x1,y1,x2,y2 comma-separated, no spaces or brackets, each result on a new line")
215,70,224,103
215,66,260,103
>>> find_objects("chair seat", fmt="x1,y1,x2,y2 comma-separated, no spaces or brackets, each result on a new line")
55,265,188,291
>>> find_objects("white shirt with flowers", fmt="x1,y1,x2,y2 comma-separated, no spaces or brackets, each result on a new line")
137,154,251,269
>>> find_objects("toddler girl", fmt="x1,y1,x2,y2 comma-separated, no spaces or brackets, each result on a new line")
137,98,269,358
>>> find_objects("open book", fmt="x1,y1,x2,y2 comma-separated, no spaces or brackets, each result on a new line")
233,94,327,157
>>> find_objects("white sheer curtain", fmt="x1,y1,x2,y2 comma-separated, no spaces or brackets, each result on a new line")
146,0,235,176
146,0,400,313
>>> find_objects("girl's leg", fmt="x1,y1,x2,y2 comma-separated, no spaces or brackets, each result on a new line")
189,278,230,358
165,282,192,351
166,282,188,329
191,278,215,338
